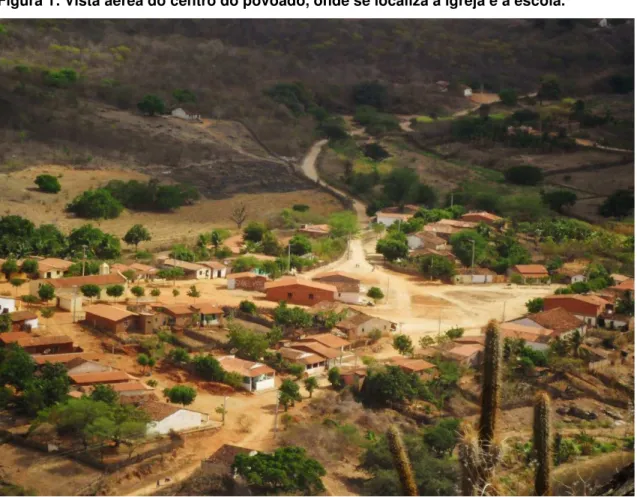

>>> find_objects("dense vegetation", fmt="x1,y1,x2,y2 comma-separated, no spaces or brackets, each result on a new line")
104,179,200,212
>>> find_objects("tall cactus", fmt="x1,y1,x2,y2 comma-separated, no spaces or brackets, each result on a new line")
479,319,502,453
386,426,418,496
533,392,552,496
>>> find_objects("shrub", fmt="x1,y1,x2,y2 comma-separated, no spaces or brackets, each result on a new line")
504,166,544,186
44,68,78,87
498,88,518,106
34,174,61,194
363,143,391,161
599,190,634,218
239,300,257,315
292,204,309,212
367,286,385,300
352,81,389,110
137,94,165,116
66,189,123,219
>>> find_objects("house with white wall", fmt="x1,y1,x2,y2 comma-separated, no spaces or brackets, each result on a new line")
37,258,74,279
142,400,209,435
200,261,228,279
278,348,326,376
0,297,16,315
171,107,202,122
217,355,276,392
157,258,211,280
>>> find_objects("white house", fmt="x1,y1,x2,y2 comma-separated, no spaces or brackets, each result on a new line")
217,355,276,392
462,85,473,97
142,400,209,435
376,211,415,228
200,261,228,279
312,272,363,305
171,107,202,122
278,348,326,376
37,258,74,279
157,258,211,280
407,231,448,251
0,296,16,315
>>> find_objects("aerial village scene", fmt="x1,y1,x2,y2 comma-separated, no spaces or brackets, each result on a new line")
0,17,634,497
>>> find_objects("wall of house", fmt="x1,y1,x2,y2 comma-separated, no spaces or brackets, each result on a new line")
543,300,601,321
336,292,362,304
0,297,16,314
304,361,326,376
377,215,403,227
39,268,64,279
236,278,266,291
253,374,276,392
266,285,335,307
24,318,39,330
356,317,393,335
147,410,208,435
84,313,138,334
25,342,74,354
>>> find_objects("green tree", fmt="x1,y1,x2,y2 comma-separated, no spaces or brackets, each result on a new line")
227,323,269,361
137,353,150,373
40,307,55,329
172,88,196,103
498,88,518,106
352,81,389,110
419,254,456,281
273,301,313,329
367,286,385,301
210,230,223,250
172,288,180,298
376,236,408,262
193,354,225,381
37,283,55,303
328,367,343,389
538,74,562,101
34,174,61,194
328,211,359,238
303,376,319,398
599,189,634,218
131,285,145,302
66,189,124,220
392,334,414,356
450,230,488,267
168,348,190,366
360,366,429,408
445,327,464,340
9,278,25,298
243,222,267,243
0,314,11,333
423,418,461,457
186,285,200,304
21,258,39,276
163,385,196,406
289,235,312,256
105,284,125,303
90,384,119,404
123,224,151,251
137,94,165,116
526,298,544,314
504,166,544,186
68,224,121,259
239,300,257,315
1,257,18,280
382,168,424,209
19,362,70,416
542,190,577,214
279,378,302,411
232,446,326,495
80,284,101,302
0,344,35,391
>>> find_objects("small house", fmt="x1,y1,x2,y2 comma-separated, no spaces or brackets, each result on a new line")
460,211,503,227
298,333,351,353
376,211,415,228
498,322,553,351
389,356,438,380
69,371,132,386
289,342,341,368
158,259,211,280
36,258,74,279
200,261,228,279
109,382,154,397
191,303,224,327
609,279,634,300
227,272,268,291
171,107,202,122
460,84,473,97
264,277,337,307
446,343,484,368
335,313,395,340
0,332,75,354
30,273,128,302
312,271,362,304
9,310,39,331
298,224,331,238
508,264,549,283
340,367,368,389
407,231,448,251
453,268,496,285
279,348,326,376
543,295,610,326
515,307,586,340
83,304,152,334
152,304,197,330
554,262,588,284
122,397,209,434
217,355,276,392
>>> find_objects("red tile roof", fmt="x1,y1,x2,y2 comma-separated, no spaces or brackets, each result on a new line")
299,333,350,349
527,307,583,335
264,277,337,293
291,342,340,359
84,304,138,322
70,371,131,385
389,356,437,372
32,352,101,365
217,355,275,377
511,264,549,275
9,310,38,322
44,273,127,288
191,303,223,315
611,279,634,291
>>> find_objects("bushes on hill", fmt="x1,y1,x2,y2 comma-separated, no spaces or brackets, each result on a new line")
66,189,123,219
137,94,165,116
354,105,400,135
34,174,61,194
504,165,544,186
43,68,77,88
352,81,389,110
104,179,199,212
599,189,634,218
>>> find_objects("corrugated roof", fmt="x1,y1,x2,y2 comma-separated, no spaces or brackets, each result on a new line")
84,304,138,322
264,277,337,293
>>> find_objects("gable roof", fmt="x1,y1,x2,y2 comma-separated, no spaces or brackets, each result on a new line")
129,263,157,273
32,352,101,365
447,343,484,358
199,261,226,270
159,259,206,272
611,279,634,291
191,303,223,315
312,271,361,283
205,444,256,465
44,273,127,288
389,356,437,372
84,304,138,322
437,219,479,229
336,312,386,330
0,333,73,348
264,277,337,293
460,211,502,222
38,258,74,271
409,231,447,244
511,264,548,275
291,342,340,359
228,271,268,280
217,355,275,377
109,381,150,393
157,304,194,316
499,322,553,343
300,333,351,349
299,224,330,234
544,294,609,307
527,307,583,334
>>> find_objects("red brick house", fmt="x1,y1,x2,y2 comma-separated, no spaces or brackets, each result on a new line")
543,295,610,326
264,277,337,307
0,332,75,354
84,304,153,334
227,272,269,291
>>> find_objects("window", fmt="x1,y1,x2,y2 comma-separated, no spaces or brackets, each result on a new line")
287,292,293,299
309,293,314,300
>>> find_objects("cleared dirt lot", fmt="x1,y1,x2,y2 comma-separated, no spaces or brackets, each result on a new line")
0,165,342,250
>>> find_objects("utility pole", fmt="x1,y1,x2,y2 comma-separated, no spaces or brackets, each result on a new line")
222,396,228,425
438,307,442,335
81,245,87,276
470,240,476,276
287,243,291,274
72,285,78,323
450,193,454,208
502,300,507,322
